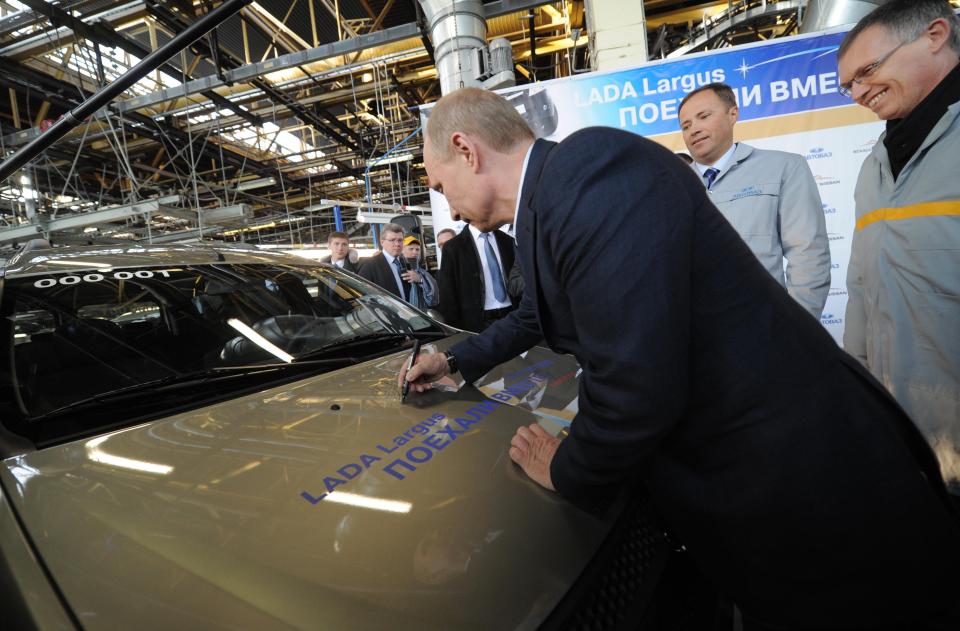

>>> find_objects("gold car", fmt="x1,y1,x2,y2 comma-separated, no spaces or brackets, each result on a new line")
0,245,664,630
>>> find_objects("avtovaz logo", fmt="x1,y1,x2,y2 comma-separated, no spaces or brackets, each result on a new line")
805,146,833,160
829,288,848,297
821,312,843,325
822,203,837,214
828,232,845,242
853,139,877,154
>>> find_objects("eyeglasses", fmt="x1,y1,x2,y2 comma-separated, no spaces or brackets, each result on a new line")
839,34,919,98
382,237,404,244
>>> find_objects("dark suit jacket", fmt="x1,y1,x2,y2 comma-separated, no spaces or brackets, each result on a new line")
357,253,406,299
450,129,960,627
320,254,359,273
437,227,517,332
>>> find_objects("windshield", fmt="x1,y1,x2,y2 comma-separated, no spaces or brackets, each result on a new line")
1,261,445,437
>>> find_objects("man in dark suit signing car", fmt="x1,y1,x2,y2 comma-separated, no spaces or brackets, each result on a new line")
402,87,960,629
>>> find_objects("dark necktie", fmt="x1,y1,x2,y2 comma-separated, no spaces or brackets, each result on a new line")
703,167,720,189
391,256,407,299
481,233,508,303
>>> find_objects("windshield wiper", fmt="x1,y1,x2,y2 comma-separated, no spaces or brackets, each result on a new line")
28,359,354,421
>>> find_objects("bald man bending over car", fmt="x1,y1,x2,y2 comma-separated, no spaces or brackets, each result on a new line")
400,87,960,630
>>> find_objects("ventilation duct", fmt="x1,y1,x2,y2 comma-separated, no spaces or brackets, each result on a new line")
487,38,515,88
418,0,515,95
799,0,888,34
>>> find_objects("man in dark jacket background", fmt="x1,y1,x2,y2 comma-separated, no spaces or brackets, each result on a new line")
437,225,517,332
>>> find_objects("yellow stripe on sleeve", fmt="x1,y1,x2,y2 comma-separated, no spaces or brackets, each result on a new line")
856,201,960,231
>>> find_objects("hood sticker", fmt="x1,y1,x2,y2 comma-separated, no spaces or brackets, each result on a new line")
300,400,501,506
300,360,563,507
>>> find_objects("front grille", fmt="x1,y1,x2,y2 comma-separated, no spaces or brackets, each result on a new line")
541,492,669,631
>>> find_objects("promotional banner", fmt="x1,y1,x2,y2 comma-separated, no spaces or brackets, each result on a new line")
425,28,885,344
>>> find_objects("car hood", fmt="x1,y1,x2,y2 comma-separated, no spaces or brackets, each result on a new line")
0,335,608,631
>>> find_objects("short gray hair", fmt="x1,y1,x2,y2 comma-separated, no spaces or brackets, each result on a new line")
426,87,534,160
839,0,960,59
381,223,405,239
679,83,738,114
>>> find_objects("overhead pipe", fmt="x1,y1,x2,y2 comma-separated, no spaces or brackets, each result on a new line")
525,11,539,81
419,0,489,94
0,0,253,183
799,0,887,34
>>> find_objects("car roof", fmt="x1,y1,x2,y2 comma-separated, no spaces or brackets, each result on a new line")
0,244,312,278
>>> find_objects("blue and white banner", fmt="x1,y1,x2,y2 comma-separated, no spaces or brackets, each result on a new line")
538,31,850,137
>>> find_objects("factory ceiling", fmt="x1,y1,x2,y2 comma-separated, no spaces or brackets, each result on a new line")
0,0,817,251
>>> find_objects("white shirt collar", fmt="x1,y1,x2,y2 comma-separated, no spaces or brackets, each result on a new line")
694,142,738,178
467,224,485,242
505,142,535,241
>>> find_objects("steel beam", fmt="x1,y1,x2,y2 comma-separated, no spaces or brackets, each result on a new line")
115,22,422,113
114,0,552,113
14,0,263,129
0,0,253,183
0,199,162,245
666,0,805,58
0,2,147,59
138,225,224,243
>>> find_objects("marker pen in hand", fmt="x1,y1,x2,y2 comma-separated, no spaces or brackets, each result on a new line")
401,339,422,403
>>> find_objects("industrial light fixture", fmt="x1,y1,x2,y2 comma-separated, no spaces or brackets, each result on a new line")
234,176,277,191
303,203,336,212
365,153,414,167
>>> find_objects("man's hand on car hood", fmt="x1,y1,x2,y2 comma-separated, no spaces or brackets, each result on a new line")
510,423,559,492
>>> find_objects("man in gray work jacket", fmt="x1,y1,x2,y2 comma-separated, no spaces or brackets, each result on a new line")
838,0,960,489
679,83,831,320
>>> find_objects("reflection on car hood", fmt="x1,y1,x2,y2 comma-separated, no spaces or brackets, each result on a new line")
0,334,606,631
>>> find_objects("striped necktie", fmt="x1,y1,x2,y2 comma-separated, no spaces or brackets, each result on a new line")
703,167,720,189
481,233,508,303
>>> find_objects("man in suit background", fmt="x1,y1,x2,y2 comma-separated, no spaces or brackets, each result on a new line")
434,227,456,270
435,228,456,251
400,235,438,309
679,83,831,320
358,223,409,300
437,225,517,331
320,231,359,272
403,87,960,629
